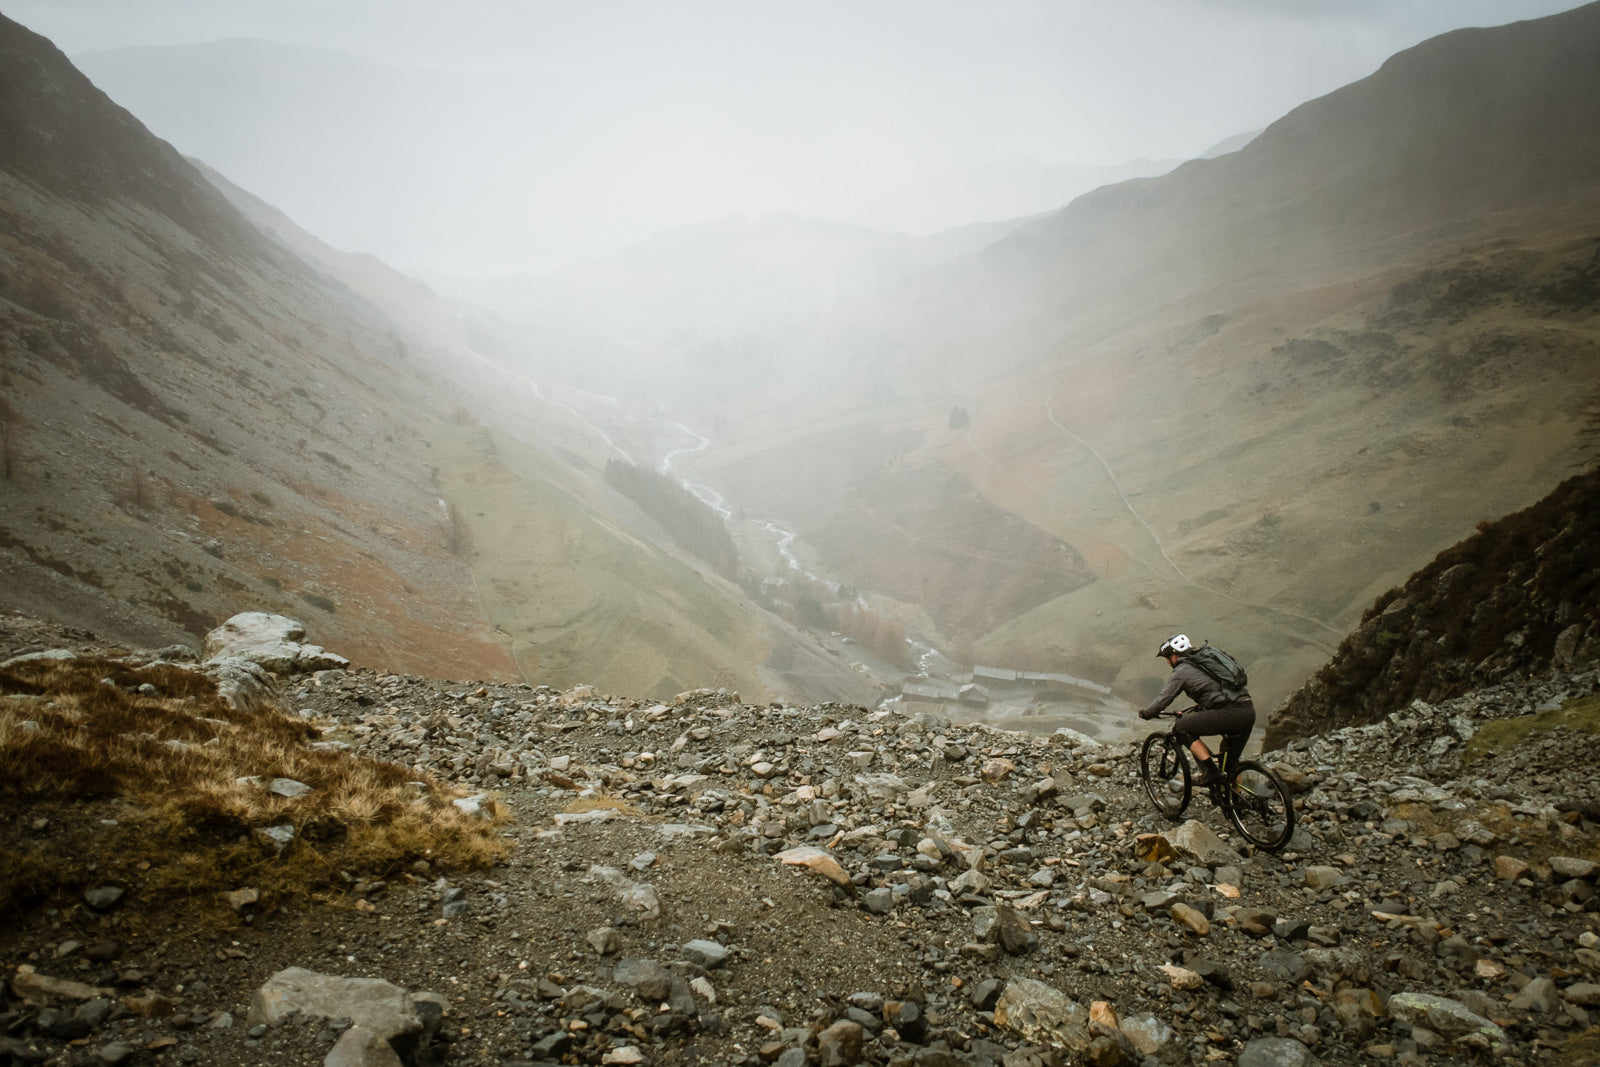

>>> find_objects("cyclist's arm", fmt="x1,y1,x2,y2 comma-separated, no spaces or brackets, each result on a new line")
1138,670,1188,718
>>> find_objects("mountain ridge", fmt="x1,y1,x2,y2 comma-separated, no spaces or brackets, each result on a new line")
0,12,882,705
642,2,1600,713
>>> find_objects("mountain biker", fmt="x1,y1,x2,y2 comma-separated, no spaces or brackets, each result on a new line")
1137,634,1256,785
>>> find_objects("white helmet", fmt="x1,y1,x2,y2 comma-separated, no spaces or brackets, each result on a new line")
1157,633,1192,658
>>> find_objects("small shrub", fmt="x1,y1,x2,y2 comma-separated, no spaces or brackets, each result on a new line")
300,592,337,613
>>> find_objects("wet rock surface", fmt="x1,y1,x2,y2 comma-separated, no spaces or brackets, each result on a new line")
5,613,1600,1065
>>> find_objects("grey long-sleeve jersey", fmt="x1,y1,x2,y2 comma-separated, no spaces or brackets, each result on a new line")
1140,661,1234,717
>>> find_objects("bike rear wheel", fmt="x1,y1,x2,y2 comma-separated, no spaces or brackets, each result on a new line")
1224,760,1295,851
1140,732,1191,819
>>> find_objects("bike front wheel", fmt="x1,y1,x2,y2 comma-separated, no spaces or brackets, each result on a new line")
1140,732,1191,820
1224,760,1295,851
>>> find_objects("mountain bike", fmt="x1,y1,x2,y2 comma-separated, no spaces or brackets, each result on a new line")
1139,709,1295,851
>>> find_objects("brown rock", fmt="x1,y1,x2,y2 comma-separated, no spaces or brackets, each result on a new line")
124,995,177,1018
1134,834,1177,865
1494,855,1531,881
1171,903,1210,937
10,966,108,1001
1158,964,1203,990
817,1019,864,1066
775,846,856,895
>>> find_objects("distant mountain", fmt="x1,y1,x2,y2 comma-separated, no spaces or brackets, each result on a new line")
832,156,1182,236
971,2,1600,325
461,210,1035,400
647,2,1600,710
0,14,881,706
1196,129,1260,158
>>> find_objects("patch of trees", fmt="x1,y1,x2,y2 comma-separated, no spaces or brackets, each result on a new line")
753,575,911,668
604,460,739,579
837,601,910,668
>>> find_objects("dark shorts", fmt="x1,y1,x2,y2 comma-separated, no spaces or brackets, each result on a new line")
1173,701,1257,766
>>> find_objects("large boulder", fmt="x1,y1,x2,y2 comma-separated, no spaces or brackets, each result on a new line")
249,967,444,1066
202,656,280,713
204,613,349,674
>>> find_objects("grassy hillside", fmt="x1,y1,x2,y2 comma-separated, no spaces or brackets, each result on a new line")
653,7,1600,711
428,422,882,705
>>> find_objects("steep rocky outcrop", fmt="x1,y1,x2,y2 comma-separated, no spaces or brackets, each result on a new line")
1266,467,1600,747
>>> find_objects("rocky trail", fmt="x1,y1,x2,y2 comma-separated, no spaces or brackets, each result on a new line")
4,614,1600,1067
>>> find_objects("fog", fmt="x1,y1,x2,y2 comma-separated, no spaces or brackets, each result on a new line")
6,0,1585,278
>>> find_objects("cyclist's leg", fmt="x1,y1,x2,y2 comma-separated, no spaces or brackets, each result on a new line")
1221,701,1258,774
1176,704,1255,776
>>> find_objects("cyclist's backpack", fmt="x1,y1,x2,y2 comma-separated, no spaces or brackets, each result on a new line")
1183,644,1249,705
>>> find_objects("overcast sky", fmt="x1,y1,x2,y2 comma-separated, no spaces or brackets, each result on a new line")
3,0,1589,276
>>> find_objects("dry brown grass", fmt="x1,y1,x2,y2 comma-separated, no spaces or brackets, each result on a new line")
0,656,509,918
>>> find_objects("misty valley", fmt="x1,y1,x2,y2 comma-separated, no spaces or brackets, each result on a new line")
3,4,1600,1067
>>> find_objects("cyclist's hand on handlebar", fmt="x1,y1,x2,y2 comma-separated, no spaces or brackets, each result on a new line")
1138,707,1160,720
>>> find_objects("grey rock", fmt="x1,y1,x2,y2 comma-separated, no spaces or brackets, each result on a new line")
202,656,280,713
1510,976,1559,1012
995,904,1036,954
993,977,1091,1051
1551,856,1599,880
94,1043,137,1066
530,1031,572,1059
863,887,895,914
614,958,673,1001
253,824,295,855
588,865,662,920
587,926,622,955
1303,866,1343,889
83,886,124,911
203,612,349,674
1257,949,1311,984
249,967,432,1048
1166,820,1240,866
1563,982,1600,1007
968,979,1002,1011
0,648,78,668
681,939,732,968
77,999,115,1027
325,1024,403,1067
1387,992,1508,1048
1237,1036,1319,1067
847,991,884,1013
1119,1012,1177,1057
666,976,697,1016
853,773,910,801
